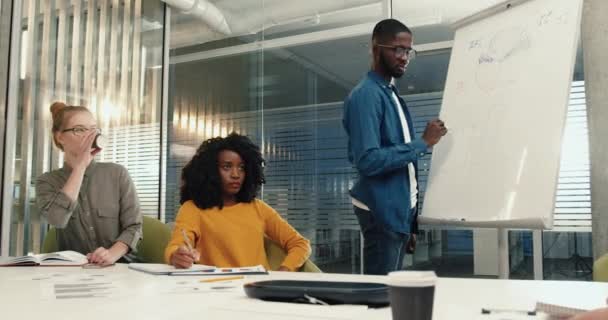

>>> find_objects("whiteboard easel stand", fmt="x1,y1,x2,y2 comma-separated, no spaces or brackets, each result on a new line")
497,228,544,279
450,0,553,281
457,0,532,281
452,0,530,30
533,230,543,280
498,228,509,279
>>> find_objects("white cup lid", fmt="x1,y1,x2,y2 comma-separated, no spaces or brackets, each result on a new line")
387,271,437,287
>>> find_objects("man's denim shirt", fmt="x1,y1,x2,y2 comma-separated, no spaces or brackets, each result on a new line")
343,71,427,234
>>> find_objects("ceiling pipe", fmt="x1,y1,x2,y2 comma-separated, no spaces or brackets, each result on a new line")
227,0,379,35
161,0,232,35
170,0,381,48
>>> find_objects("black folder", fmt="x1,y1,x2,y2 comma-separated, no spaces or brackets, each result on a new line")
244,280,389,307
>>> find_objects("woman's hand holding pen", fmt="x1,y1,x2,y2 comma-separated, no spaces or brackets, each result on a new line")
170,229,200,269
170,246,200,269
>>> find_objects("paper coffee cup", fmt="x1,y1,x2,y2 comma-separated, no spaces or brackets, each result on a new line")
388,271,437,320
387,271,437,287
93,134,107,150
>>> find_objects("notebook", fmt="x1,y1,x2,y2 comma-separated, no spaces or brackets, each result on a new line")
0,251,88,266
128,263,267,276
535,301,589,317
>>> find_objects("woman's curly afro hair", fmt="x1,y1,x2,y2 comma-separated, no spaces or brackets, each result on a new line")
180,132,265,210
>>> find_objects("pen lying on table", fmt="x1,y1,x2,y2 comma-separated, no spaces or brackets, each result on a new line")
200,276,245,283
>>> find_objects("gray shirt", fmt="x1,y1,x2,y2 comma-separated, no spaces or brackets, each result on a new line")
35,161,142,259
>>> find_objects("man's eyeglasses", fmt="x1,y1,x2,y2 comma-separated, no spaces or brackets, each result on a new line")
376,44,417,61
61,126,101,137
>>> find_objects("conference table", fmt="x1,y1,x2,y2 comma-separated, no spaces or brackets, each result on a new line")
1,264,606,319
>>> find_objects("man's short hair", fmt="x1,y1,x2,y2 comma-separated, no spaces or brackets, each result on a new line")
372,19,412,44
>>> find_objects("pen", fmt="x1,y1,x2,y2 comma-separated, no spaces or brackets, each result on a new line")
181,229,199,263
181,228,194,252
82,263,114,269
200,276,244,283
481,308,536,316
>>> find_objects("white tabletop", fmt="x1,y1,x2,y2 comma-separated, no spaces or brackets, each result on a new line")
1,264,606,320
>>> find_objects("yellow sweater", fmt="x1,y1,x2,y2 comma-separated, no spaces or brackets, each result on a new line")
164,199,311,271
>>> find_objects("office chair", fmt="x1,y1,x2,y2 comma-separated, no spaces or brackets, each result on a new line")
593,253,608,282
264,237,322,273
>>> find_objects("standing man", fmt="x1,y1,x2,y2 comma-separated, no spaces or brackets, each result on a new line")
343,19,447,275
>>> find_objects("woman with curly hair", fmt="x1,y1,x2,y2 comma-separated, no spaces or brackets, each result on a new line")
164,133,311,271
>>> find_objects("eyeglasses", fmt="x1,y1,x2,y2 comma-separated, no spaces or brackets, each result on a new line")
377,44,417,61
61,126,101,137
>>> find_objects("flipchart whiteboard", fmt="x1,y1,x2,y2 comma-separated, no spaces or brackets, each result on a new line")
419,0,583,229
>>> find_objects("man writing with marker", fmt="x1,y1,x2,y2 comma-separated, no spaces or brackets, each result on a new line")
343,19,448,275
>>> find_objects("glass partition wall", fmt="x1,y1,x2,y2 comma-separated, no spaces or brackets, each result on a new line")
166,0,592,276
0,0,594,280
1,0,165,256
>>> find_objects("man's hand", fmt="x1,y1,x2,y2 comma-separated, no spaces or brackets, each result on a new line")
406,234,417,254
422,119,448,147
